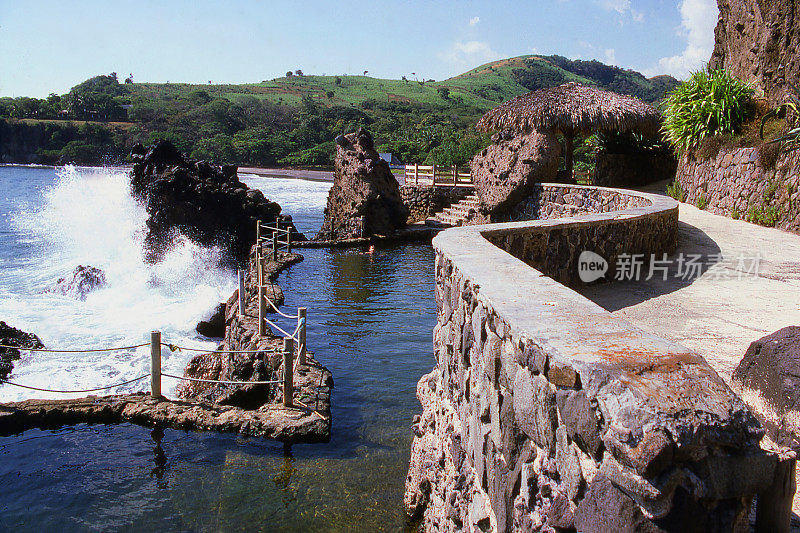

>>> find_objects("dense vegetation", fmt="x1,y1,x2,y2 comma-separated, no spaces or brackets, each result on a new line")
661,69,755,152
0,55,679,167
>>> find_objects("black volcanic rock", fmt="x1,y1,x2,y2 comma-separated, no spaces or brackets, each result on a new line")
0,321,44,379
129,141,304,265
44,265,107,301
196,303,226,338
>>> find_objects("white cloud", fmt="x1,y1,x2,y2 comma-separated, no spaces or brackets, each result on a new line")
439,40,501,69
648,0,717,78
604,48,617,65
469,16,480,26
599,0,644,22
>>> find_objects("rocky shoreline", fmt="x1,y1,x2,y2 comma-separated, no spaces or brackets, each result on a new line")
0,250,333,443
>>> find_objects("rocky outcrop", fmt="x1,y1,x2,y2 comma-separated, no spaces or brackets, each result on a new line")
0,393,329,442
177,247,332,426
470,130,560,217
0,321,43,379
315,128,408,241
733,326,800,448
195,303,226,338
129,141,304,265
43,265,107,300
709,0,800,106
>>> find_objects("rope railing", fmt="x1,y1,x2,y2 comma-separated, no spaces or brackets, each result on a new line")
0,374,151,394
0,342,149,353
256,218,293,260
262,294,299,319
161,343,281,355
161,373,281,386
1,332,304,407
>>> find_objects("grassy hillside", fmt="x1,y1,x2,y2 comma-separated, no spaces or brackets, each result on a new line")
0,56,678,166
127,54,677,111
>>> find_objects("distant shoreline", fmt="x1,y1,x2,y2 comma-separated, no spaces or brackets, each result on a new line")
238,167,334,183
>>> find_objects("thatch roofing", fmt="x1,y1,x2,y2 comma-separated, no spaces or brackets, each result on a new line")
476,82,661,136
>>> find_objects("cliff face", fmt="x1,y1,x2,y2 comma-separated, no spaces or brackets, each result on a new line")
709,0,800,105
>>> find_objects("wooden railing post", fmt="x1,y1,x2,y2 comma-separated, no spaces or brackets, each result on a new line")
287,228,292,253
452,165,457,186
414,163,418,185
256,220,261,256
272,231,278,261
150,330,161,398
283,337,294,407
298,307,307,365
238,269,246,318
258,284,266,337
431,164,436,185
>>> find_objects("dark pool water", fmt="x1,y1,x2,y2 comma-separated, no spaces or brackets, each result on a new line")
0,167,436,532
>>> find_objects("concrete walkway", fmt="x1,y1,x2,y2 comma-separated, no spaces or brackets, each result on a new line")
580,185,800,520
580,191,800,382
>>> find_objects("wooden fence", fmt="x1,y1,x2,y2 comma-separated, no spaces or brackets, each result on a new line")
404,164,472,187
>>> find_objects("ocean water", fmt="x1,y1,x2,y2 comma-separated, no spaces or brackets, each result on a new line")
0,165,436,531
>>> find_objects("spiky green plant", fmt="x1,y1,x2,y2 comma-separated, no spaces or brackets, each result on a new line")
665,179,686,202
661,69,754,153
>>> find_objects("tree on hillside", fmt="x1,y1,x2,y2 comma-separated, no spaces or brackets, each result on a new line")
363,70,368,76
295,69,304,76
437,87,450,100
286,71,293,77
402,76,408,83
335,77,342,86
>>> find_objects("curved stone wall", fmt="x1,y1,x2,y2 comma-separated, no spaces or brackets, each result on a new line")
676,148,800,233
405,184,785,532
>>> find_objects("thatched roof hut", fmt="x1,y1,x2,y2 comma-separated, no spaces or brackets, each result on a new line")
476,82,662,178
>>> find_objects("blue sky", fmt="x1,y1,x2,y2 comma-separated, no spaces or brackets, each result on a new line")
0,0,718,98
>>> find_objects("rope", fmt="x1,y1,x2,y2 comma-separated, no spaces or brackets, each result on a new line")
261,295,299,319
162,343,279,355
161,372,280,385
0,343,149,353
0,374,150,393
264,318,294,340
291,317,305,338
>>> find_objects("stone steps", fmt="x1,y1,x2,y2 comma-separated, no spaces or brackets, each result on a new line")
424,195,481,228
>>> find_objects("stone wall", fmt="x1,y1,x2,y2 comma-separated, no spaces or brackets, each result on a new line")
676,147,800,233
493,185,676,287
405,185,786,532
401,185,474,223
505,184,650,222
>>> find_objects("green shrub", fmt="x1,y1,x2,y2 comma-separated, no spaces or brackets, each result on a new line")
696,194,709,210
665,179,686,202
731,206,740,219
661,69,754,153
746,205,780,227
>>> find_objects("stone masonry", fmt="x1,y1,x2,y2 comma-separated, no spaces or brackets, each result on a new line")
405,185,788,532
676,147,800,233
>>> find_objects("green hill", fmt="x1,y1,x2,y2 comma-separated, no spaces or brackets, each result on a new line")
0,57,679,167
127,54,677,111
